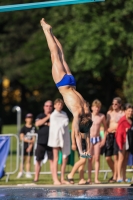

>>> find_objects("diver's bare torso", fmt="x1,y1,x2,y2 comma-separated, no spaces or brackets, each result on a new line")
58,85,87,116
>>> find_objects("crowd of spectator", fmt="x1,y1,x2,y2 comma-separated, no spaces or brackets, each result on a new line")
17,97,133,185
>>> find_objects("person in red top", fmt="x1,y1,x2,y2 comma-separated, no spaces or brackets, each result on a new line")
116,103,133,182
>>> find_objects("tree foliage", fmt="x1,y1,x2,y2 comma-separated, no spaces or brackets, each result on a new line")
123,55,133,105
0,0,133,123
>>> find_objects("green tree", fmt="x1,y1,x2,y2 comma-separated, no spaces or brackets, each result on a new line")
1,0,133,123
123,55,133,104
19,0,133,106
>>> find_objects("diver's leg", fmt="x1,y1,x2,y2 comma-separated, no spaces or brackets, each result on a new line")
40,18,66,83
53,36,72,75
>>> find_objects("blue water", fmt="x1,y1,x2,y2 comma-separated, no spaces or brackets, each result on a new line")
0,187,133,200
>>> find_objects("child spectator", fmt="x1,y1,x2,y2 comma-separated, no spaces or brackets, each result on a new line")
48,98,70,185
88,99,107,184
17,113,36,178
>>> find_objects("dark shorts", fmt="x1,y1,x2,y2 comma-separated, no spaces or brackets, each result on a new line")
105,133,119,157
35,143,53,161
20,146,33,157
24,148,33,156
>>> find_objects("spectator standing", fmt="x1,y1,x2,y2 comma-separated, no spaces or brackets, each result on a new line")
67,124,90,184
88,99,107,184
48,98,70,185
74,138,89,185
17,113,36,178
116,103,133,182
105,97,124,183
34,100,53,182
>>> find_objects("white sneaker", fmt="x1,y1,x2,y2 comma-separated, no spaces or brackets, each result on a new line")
25,172,32,178
17,172,23,179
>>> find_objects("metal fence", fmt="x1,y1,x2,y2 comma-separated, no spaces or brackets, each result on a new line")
20,137,133,179
0,134,19,182
20,133,56,176
1,133,133,182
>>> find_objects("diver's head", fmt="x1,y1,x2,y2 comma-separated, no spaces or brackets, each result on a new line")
79,114,93,134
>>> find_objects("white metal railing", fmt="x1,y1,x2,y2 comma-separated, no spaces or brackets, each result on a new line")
0,134,19,182
2,133,133,182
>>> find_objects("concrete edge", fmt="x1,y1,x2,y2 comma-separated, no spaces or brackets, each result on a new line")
0,183,132,188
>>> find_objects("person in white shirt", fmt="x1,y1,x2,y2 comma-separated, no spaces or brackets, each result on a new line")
48,98,70,185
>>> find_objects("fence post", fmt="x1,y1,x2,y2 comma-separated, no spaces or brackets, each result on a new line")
12,106,21,137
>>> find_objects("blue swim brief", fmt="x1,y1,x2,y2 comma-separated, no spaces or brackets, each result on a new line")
56,74,76,88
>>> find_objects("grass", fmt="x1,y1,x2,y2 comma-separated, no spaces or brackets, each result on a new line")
2,125,18,134
0,125,133,185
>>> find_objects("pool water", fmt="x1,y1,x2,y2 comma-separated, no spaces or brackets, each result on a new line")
0,187,133,200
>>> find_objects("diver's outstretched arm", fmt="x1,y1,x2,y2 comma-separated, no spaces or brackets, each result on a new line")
72,116,91,158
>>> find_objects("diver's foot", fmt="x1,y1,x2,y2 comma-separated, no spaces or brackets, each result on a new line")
40,18,52,31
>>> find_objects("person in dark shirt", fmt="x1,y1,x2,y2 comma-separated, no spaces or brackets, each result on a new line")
17,113,36,179
34,100,53,182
